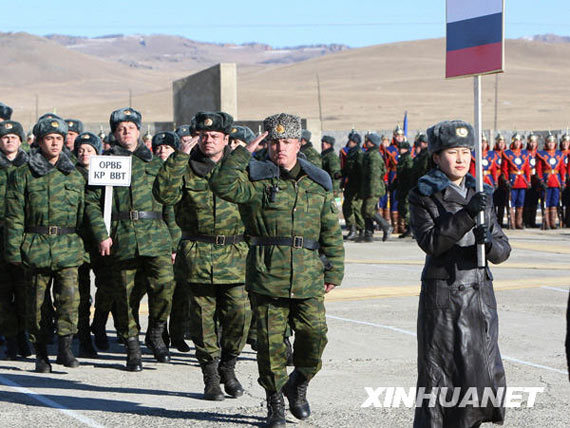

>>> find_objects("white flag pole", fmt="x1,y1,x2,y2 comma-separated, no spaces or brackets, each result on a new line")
104,185,113,236
474,76,485,267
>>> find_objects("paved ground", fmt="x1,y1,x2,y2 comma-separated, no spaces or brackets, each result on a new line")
0,228,569,427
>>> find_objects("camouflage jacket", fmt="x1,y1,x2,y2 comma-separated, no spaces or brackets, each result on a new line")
0,149,29,260
153,146,247,284
300,142,322,168
412,149,431,184
342,145,363,194
209,146,345,299
85,143,180,261
360,145,386,199
320,147,342,195
4,148,85,269
396,151,414,202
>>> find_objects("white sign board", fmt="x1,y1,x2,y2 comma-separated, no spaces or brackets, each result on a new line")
88,156,132,187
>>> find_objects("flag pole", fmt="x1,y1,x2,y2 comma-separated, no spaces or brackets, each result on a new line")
474,76,485,267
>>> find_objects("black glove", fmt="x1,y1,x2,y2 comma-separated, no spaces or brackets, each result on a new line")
474,224,492,247
466,192,489,218
540,181,547,191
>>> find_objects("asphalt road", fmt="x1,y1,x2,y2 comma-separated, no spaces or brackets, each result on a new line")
1,228,569,427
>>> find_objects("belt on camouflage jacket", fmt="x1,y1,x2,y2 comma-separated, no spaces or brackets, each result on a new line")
112,210,162,221
25,226,77,235
180,232,244,245
248,236,320,250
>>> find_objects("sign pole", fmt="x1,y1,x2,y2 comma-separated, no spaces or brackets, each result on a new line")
103,185,113,236
473,76,485,267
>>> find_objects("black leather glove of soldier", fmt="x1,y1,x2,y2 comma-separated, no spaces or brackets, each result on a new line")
474,224,492,249
466,192,488,218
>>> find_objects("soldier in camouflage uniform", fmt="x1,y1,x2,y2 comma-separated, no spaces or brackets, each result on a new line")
85,108,176,371
360,133,392,242
210,113,345,428
320,135,342,197
412,133,430,184
154,112,251,401
5,117,84,373
0,120,31,359
64,119,83,162
341,131,365,240
300,130,322,167
395,141,414,238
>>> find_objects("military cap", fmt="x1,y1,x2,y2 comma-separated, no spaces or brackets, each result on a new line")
416,133,428,144
321,135,336,146
34,117,68,139
230,125,256,144
301,129,312,142
38,112,63,121
393,125,404,136
511,132,522,142
195,111,233,134
398,140,411,150
0,120,25,141
65,119,84,134
74,132,102,156
366,132,381,146
0,102,13,120
545,131,556,143
189,116,198,135
176,125,192,138
348,131,361,145
263,113,302,140
109,107,142,133
427,120,474,155
152,131,180,150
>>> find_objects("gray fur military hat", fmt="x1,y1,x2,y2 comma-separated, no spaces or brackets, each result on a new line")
230,125,256,144
152,131,180,150
348,131,361,145
427,120,474,155
74,132,102,155
175,125,192,138
195,111,234,134
0,102,13,120
264,113,302,140
110,107,142,133
366,132,381,146
321,135,336,146
301,129,311,141
0,120,25,141
35,117,68,139
65,119,84,134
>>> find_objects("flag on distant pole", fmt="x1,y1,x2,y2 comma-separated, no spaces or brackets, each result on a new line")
403,111,408,137
446,0,504,79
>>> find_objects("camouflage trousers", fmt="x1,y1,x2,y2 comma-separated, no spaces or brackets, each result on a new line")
113,255,174,339
342,189,364,230
0,262,26,337
397,196,410,225
91,256,116,318
253,292,328,392
361,196,380,219
77,262,93,336
189,283,251,365
26,267,79,344
169,278,190,341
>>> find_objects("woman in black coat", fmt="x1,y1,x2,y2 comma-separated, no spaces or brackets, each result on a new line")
409,120,511,428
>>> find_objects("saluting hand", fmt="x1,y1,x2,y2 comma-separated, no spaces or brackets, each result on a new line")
246,131,268,153
99,237,113,256
179,135,199,155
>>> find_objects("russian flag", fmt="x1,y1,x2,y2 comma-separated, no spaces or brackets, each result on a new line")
446,0,504,79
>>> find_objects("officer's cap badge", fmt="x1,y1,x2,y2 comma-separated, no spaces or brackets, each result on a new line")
51,121,59,128
81,134,90,139
204,118,213,126
456,127,468,138
275,124,285,134
68,121,74,127
124,110,132,116
4,123,12,129
231,128,237,134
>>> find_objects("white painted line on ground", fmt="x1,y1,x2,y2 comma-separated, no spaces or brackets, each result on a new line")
326,314,569,376
0,374,106,428
542,286,570,293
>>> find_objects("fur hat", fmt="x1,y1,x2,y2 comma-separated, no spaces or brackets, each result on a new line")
264,113,302,140
74,132,102,156
427,120,474,155
301,129,311,141
34,117,68,139
230,125,256,144
321,135,336,146
65,119,84,134
175,125,192,138
366,133,381,146
0,120,25,141
0,102,13,120
152,131,180,150
348,131,361,145
194,111,233,134
110,107,142,133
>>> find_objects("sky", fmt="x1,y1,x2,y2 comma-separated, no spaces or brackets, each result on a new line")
1,0,569,47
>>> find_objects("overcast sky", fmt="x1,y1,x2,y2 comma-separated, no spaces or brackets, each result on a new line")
1,0,568,47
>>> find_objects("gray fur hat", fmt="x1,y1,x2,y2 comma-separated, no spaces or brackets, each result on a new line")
321,135,336,146
0,102,13,120
230,125,256,144
427,120,475,155
301,129,311,141
0,120,25,141
65,119,84,134
152,131,180,150
366,133,381,146
195,111,233,134
74,132,102,155
175,125,192,138
110,107,142,133
264,113,302,140
35,117,68,139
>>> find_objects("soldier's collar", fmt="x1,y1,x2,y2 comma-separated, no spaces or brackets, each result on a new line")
28,147,75,176
110,141,153,162
189,145,230,177
0,148,28,168
321,147,335,156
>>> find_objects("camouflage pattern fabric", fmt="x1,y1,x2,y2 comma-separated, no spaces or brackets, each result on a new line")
168,276,190,341
342,146,364,230
321,147,342,196
188,282,251,364
396,151,414,224
77,262,93,336
253,292,328,392
360,146,386,199
300,142,322,167
0,263,26,337
26,267,80,344
209,146,345,299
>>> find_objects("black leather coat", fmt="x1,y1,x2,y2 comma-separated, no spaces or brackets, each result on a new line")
409,169,511,428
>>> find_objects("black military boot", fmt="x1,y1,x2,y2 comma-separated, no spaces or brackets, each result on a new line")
218,354,244,397
344,225,357,240
201,359,225,401
5,336,19,360
170,337,191,353
33,343,52,373
90,310,110,351
56,335,80,368
78,330,98,358
17,332,32,357
373,213,392,241
284,337,294,366
283,370,310,420
125,336,142,371
266,390,286,428
398,226,411,239
145,319,171,363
